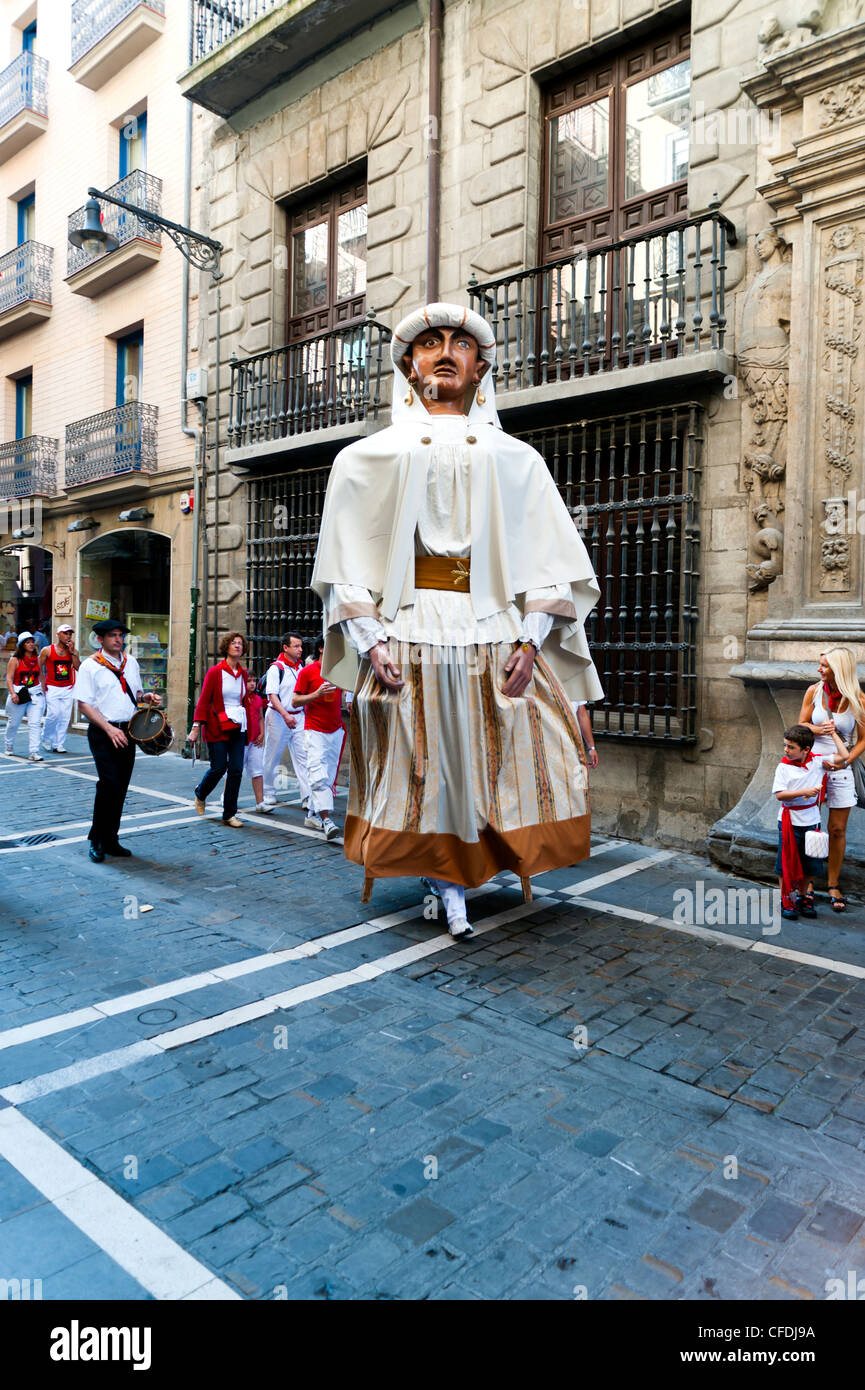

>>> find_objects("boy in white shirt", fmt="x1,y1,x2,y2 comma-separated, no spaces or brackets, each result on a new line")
772,723,840,919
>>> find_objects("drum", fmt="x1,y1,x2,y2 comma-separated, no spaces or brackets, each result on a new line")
128,705,174,756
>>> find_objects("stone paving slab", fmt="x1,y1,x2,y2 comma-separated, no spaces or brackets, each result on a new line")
1,740,864,1300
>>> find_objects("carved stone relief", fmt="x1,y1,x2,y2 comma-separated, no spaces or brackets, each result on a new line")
819,222,863,591
739,229,792,592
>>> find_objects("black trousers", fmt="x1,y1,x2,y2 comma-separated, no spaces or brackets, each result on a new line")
195,729,245,819
88,723,136,847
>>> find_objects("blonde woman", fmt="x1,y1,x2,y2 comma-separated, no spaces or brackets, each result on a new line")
798,648,865,912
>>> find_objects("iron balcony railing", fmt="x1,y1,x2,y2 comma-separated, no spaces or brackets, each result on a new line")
65,402,158,488
0,242,53,315
71,0,166,65
468,204,736,396
0,436,58,498
518,404,703,743
67,170,162,277
0,51,48,129
228,314,392,451
192,0,282,61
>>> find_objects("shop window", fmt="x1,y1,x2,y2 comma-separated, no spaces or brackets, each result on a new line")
77,531,170,697
17,193,35,246
287,176,367,344
543,25,690,260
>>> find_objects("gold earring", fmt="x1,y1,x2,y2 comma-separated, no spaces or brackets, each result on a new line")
404,384,414,405
476,387,486,405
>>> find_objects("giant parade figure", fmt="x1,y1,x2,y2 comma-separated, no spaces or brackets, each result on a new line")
311,302,603,937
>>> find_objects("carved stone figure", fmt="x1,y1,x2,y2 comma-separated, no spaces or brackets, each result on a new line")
820,223,863,592
739,228,792,590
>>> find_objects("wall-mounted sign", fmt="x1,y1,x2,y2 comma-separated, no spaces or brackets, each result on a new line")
85,598,110,620
54,586,74,616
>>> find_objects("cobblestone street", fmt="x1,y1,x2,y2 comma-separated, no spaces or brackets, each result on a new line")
2,734,865,1303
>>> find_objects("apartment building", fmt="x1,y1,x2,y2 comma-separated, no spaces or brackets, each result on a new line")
0,0,207,728
178,0,865,875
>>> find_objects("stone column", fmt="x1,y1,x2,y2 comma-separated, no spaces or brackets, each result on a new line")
709,18,865,881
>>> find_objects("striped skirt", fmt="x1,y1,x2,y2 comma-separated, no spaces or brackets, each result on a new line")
344,640,590,888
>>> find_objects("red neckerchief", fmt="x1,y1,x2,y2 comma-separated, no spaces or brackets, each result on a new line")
274,655,299,671
95,650,129,696
218,659,244,680
823,680,842,712
779,756,827,908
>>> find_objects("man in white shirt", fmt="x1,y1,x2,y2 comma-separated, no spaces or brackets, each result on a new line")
261,632,310,811
75,618,161,862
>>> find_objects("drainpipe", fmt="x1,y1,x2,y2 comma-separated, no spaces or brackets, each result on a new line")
426,0,442,302
181,0,201,754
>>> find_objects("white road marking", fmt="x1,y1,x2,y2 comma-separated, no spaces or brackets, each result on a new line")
0,807,181,838
0,814,207,853
558,850,674,896
0,1106,240,1300
49,765,193,806
0,879,551,1051
565,894,865,980
0,896,549,1104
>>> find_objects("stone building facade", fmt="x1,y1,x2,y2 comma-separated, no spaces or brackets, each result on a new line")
0,0,205,730
178,0,865,873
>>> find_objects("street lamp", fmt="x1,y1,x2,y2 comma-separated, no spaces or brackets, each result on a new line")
68,198,119,257
68,187,224,752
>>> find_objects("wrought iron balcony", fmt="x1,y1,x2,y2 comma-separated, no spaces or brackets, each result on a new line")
0,242,53,338
67,170,162,287
65,402,158,489
468,206,736,400
0,53,48,161
192,0,281,60
71,0,165,69
183,0,402,118
0,436,58,499
228,315,392,457
0,241,53,314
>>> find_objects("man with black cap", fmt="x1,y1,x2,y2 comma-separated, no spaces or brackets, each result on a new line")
74,618,161,862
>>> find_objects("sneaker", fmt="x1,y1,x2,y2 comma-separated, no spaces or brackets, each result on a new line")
256,802,274,814
194,797,206,815
262,794,277,807
304,814,323,830
223,816,243,828
795,892,817,919
448,917,474,939
321,817,340,841
780,907,798,921
54,747,69,755
28,753,44,762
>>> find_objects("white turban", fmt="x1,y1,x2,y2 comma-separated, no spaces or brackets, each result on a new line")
390,301,497,374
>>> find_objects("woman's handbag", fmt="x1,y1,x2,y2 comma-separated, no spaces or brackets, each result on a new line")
217,711,240,732
15,685,31,705
805,829,829,859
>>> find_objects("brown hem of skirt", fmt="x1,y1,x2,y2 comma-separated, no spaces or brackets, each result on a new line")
343,813,591,889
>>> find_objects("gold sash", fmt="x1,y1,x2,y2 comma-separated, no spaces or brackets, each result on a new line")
414,555,471,592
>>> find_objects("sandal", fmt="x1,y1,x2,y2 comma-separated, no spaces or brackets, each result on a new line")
796,892,817,918
828,885,847,913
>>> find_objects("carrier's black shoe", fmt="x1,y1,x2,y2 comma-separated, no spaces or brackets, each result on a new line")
88,842,105,862
105,843,132,857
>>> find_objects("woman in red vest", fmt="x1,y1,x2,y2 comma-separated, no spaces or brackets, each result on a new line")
187,632,255,827
5,631,46,760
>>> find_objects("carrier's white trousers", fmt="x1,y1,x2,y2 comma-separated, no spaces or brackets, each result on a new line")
5,689,45,756
305,728,345,815
43,686,74,750
262,709,310,802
